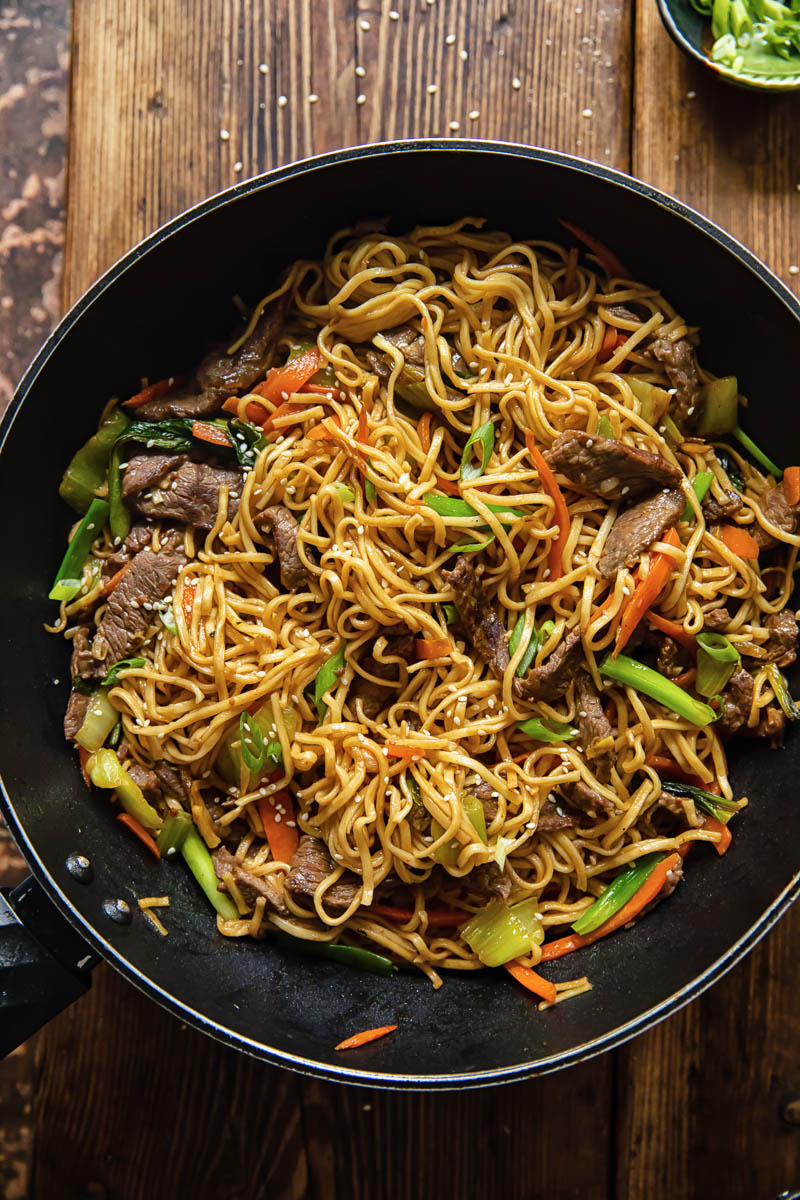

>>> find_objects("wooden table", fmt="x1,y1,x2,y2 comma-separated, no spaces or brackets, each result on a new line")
2,2,800,1196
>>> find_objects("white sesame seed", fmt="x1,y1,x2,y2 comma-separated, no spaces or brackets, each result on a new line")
308,93,319,103
512,76,521,88
687,89,696,99
426,0,434,5
582,107,593,118
357,93,367,105
259,63,268,74
359,18,370,30
460,49,468,60
468,109,480,120
277,95,288,107
220,128,230,140
427,83,438,94
274,813,282,823
790,265,800,276
448,120,459,131
233,161,243,172
445,32,456,44
389,9,399,18
355,65,365,77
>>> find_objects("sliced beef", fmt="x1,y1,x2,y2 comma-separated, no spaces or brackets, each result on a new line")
656,635,690,679
469,863,512,900
442,556,509,683
213,845,288,916
575,670,613,759
380,323,426,364
365,350,391,381
604,303,646,325
130,461,242,529
121,452,188,502
703,606,730,632
153,762,191,801
134,294,289,421
744,704,786,748
557,779,616,817
516,626,583,702
468,779,499,824
761,610,798,667
286,835,361,910
92,540,187,667
126,762,162,806
640,858,684,916
537,796,575,831
648,336,702,424
753,482,798,551
715,668,754,739
350,629,416,719
99,523,155,588
69,626,97,681
255,505,309,590
544,430,682,501
598,488,684,579
702,489,742,522
64,690,90,741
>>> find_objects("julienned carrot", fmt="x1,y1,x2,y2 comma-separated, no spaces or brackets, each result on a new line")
254,347,321,408
559,219,629,280
645,753,717,792
257,791,299,864
117,812,161,860
416,637,452,659
221,394,270,424
703,815,732,856
100,561,131,599
78,746,92,789
539,852,681,962
357,405,369,446
307,417,342,441
526,433,570,580
784,467,800,507
299,382,345,401
335,1024,398,1052
261,398,317,433
182,577,197,624
435,474,461,496
505,961,557,1004
123,377,175,409
719,523,759,560
384,744,423,761
646,609,696,653
370,904,468,927
418,412,432,454
597,326,626,363
191,420,232,447
614,528,681,656
671,668,697,690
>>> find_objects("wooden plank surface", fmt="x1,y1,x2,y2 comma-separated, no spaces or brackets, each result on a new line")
3,1,799,1197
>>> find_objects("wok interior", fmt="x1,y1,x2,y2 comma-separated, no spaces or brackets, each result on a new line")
2,145,798,1082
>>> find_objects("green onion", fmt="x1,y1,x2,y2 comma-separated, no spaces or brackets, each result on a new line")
312,647,346,721
446,536,495,556
697,376,739,435
572,852,664,935
159,605,178,635
155,813,193,858
599,653,718,725
597,414,614,439
180,825,238,920
517,716,578,743
424,493,527,524
696,631,740,697
653,779,740,825
107,444,131,543
274,931,395,975
461,897,544,967
102,656,146,687
493,836,516,871
50,498,110,602
681,471,714,522
59,408,130,514
661,414,683,447
732,427,782,479
767,663,800,721
75,690,119,752
86,747,163,831
460,421,495,482
628,376,671,426
402,771,422,806
364,477,377,503
334,483,356,503
508,612,527,660
217,704,294,784
239,711,267,773
516,618,555,678
441,603,459,625
432,792,487,867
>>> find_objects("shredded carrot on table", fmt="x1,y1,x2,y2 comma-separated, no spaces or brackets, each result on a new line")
415,637,451,659
645,608,696,653
117,813,160,860
505,961,557,1003
526,432,570,580
191,420,232,447
335,1025,398,1051
784,466,800,506
614,528,681,656
123,377,175,409
100,561,131,599
719,524,759,559
257,792,299,864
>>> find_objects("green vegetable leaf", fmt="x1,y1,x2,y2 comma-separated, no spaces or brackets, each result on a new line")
573,853,663,935
312,647,346,721
239,711,267,773
50,498,110,602
460,421,495,482
228,419,270,470
446,536,495,556
441,603,460,625
365,477,377,503
159,605,178,635
600,653,718,726
653,780,740,825
597,414,614,439
517,716,578,743
103,656,146,687
696,631,739,698
681,471,714,522
425,492,526,524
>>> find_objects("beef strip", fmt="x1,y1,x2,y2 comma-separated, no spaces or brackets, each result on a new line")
100,523,154,586
442,556,510,682
153,762,190,801
752,482,799,552
544,430,682,501
467,779,499,824
516,626,584,702
129,460,242,529
134,294,289,421
557,779,616,817
536,796,575,830
744,704,786,748
350,629,416,720
656,635,690,678
702,489,742,522
213,845,288,916
380,323,426,364
761,610,798,667
64,691,90,741
703,606,731,632
126,762,162,806
604,303,647,325
255,504,309,590
648,336,702,424
92,539,187,667
285,835,361,910
598,488,684,579
469,863,512,900
715,668,755,739
121,452,189,501
365,350,391,381
69,626,97,681
575,670,613,760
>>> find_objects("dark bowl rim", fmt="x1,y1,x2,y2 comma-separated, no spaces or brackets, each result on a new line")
4,138,800,1089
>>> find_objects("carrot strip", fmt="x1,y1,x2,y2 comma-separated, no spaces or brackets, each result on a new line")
299,382,345,401
191,420,232,447
255,347,321,408
335,1025,398,1052
221,394,270,424
261,398,316,433
645,609,696,653
100,561,132,599
614,527,681,656
384,744,423,761
370,904,468,927
182,577,197,624
784,466,800,507
597,325,621,363
644,754,713,791
415,637,451,659
702,815,732,856
719,524,760,560
559,219,629,279
123,377,175,409
526,432,570,580
257,792,299,864
117,813,161,860
307,417,342,441
78,747,92,789
540,852,681,961
435,474,461,496
505,961,557,1004
418,412,432,454
357,405,369,445
671,668,697,690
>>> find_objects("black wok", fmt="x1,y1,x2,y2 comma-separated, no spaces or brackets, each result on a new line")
1,141,799,1088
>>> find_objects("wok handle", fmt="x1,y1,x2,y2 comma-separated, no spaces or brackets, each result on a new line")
0,876,99,1057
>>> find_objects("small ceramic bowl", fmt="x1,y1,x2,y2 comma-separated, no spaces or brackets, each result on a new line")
656,0,800,92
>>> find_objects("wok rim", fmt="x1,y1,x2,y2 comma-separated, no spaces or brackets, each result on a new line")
4,138,800,1088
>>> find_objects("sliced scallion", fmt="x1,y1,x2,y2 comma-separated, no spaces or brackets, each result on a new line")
696,631,739,698
767,663,800,721
424,493,526,524
50,498,110,602
732,427,782,479
681,471,714,522
275,931,395,975
441,603,459,625
75,690,119,753
181,825,238,920
517,716,578,743
597,414,614,439
445,536,495,556
460,420,495,482
654,780,740,825
572,852,663,935
155,813,193,858
600,653,718,726
312,647,346,721
239,711,267,773
461,897,544,967
102,656,146,687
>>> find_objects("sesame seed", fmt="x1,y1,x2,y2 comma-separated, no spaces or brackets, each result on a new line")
308,93,319,103
582,108,593,118
277,95,288,107
274,813,282,823
468,109,480,120
355,65,365,77
460,48,469,60
359,18,370,30
357,93,367,105
259,63,268,73
220,128,230,140
512,76,521,88
233,161,243,172
790,265,800,276
448,120,459,131
687,89,696,98
389,9,399,18
445,32,456,44
427,83,438,94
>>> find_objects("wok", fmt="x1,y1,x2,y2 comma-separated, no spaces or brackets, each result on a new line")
1,141,798,1089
